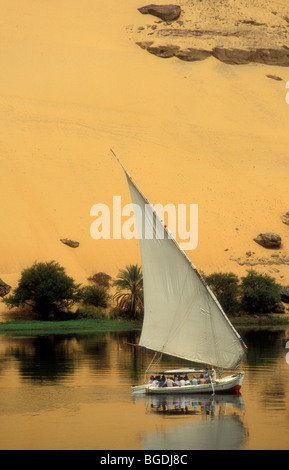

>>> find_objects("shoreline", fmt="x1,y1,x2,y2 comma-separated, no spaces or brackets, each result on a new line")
0,314,288,336
0,318,141,335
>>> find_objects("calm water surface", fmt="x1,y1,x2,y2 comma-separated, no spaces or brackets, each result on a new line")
0,328,288,450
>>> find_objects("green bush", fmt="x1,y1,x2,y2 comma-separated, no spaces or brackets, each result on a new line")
206,272,240,314
206,270,282,315
240,270,281,314
75,305,107,320
3,261,81,320
80,284,110,308
87,272,112,288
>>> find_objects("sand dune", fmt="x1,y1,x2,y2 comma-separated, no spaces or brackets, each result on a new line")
0,0,289,318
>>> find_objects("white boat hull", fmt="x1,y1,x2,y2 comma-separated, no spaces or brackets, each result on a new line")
132,372,244,395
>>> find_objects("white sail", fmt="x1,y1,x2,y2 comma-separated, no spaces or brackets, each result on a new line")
114,153,246,370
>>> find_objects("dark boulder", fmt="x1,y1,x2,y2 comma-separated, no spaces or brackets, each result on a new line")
60,238,79,248
281,212,289,226
138,4,181,22
253,233,281,248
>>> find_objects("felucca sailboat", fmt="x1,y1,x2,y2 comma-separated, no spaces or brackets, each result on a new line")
111,150,247,395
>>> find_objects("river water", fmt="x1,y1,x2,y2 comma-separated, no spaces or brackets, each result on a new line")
0,327,288,450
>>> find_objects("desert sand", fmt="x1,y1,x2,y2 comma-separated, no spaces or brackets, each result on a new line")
0,0,289,318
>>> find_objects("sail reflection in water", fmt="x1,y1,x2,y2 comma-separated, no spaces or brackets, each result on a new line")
135,393,246,450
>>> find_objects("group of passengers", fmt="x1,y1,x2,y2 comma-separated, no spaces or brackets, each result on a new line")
148,368,216,388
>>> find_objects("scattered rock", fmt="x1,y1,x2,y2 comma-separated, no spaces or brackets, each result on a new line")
266,74,283,80
253,232,282,248
60,238,79,248
134,1,289,67
0,279,11,297
281,286,289,303
142,43,180,58
231,251,289,267
138,4,181,22
281,211,289,225
236,20,266,27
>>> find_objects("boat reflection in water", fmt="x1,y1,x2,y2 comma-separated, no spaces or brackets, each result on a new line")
134,393,246,450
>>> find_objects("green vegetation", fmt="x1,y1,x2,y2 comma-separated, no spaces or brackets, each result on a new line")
80,285,111,309
206,272,240,314
1,261,144,324
1,258,287,333
240,270,282,314
0,318,141,335
113,264,144,320
3,261,81,320
207,270,283,315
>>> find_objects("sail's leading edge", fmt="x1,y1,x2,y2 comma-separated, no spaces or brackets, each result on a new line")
113,151,246,370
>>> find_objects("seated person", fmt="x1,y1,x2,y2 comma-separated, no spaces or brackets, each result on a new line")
160,375,166,387
185,375,191,385
179,377,186,387
174,375,180,386
191,376,198,385
152,376,160,387
164,376,174,388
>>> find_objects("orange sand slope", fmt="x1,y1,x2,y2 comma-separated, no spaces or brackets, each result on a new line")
0,0,289,314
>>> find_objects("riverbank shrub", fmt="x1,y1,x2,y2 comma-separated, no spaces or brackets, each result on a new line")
206,272,240,314
79,285,110,309
2,261,81,320
75,305,107,320
207,270,282,315
240,270,282,314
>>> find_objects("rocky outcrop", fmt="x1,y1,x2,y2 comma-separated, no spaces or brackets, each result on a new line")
253,233,282,248
266,74,283,81
60,238,79,248
213,47,289,66
0,279,11,297
136,42,289,66
134,0,289,67
138,4,181,22
137,42,180,58
230,252,289,267
281,212,289,225
137,42,212,61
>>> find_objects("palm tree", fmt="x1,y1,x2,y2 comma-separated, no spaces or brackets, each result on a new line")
113,264,143,320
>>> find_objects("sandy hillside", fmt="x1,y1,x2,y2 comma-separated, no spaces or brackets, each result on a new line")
0,0,289,318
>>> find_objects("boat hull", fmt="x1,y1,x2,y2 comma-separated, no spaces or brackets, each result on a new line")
132,372,244,395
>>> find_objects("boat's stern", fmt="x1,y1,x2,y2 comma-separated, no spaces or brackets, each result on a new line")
131,384,149,395
234,371,245,392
